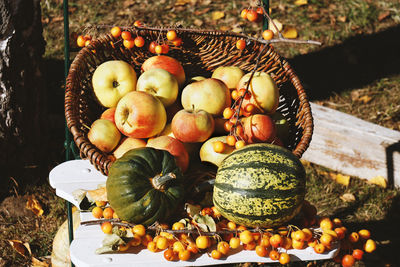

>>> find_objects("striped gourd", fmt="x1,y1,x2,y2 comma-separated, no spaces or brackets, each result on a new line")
213,143,306,228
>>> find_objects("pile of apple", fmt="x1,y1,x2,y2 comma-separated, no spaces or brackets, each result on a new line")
87,54,285,172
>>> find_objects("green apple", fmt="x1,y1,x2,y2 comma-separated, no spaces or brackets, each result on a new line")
181,78,231,116
92,60,137,108
211,66,244,89
87,119,121,153
136,68,179,107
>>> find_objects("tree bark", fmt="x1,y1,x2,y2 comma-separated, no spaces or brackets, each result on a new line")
0,0,47,177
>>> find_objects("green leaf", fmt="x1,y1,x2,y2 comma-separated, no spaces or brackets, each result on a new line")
96,234,125,254
193,214,216,232
184,203,202,218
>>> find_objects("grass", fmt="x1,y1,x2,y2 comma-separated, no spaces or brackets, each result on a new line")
1,0,400,266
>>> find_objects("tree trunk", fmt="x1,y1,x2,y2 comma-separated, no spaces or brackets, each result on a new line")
0,0,47,179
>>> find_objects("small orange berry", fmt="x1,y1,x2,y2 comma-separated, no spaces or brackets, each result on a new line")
269,250,280,260
240,9,249,19
279,252,290,264
103,207,114,219
149,41,157,53
166,30,177,41
236,39,246,50
172,37,182,46
256,7,264,14
224,121,233,132
92,206,103,219
134,36,145,47
121,31,132,40
76,35,86,47
161,44,170,54
110,26,122,38
235,140,246,149
212,141,226,153
134,20,143,27
231,89,239,100
155,45,163,54
246,10,259,22
223,107,234,119
123,39,135,49
262,29,274,40
226,135,237,146
101,221,113,234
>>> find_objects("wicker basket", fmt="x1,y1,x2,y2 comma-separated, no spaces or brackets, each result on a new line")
65,27,313,176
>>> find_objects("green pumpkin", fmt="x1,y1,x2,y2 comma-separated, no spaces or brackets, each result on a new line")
106,147,185,225
213,143,306,228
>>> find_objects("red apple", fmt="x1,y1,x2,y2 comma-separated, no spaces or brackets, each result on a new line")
181,78,231,116
113,137,147,159
100,107,116,123
147,136,189,173
115,91,167,138
87,119,121,153
141,55,186,87
242,114,276,143
171,109,214,143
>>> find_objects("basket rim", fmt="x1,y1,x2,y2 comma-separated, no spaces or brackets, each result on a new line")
65,27,313,175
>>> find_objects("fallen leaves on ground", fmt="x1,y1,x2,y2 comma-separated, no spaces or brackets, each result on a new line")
211,11,225,21
340,193,356,202
368,176,388,188
26,195,44,217
282,26,298,39
294,0,308,6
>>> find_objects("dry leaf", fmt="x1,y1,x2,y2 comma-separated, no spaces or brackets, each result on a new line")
282,27,298,39
336,173,351,186
359,95,372,104
340,193,356,202
368,176,387,188
194,19,204,27
175,0,191,6
123,0,135,8
51,16,64,23
26,195,44,217
194,8,210,16
219,26,230,31
212,11,225,21
308,13,321,21
378,11,390,22
268,19,283,34
338,15,347,22
294,0,308,6
87,187,107,202
8,240,31,257
31,256,49,267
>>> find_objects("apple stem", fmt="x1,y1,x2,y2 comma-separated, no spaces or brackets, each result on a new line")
113,80,119,88
151,172,177,190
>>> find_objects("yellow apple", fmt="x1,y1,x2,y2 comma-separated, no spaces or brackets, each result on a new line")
115,91,167,138
181,78,231,116
211,66,244,89
199,136,235,167
92,60,137,108
113,137,147,159
236,71,279,114
87,119,121,153
136,68,179,107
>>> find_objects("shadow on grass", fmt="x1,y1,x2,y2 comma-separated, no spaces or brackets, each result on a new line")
288,24,400,101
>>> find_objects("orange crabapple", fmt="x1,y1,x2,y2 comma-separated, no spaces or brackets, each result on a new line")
364,239,376,253
217,241,230,255
132,224,146,237
292,239,305,250
246,10,259,22
76,35,86,47
348,232,360,243
155,45,163,54
91,206,103,219
269,250,280,261
235,140,246,149
342,254,356,267
172,37,182,46
161,44,170,54
121,31,132,40
314,243,326,254
240,9,249,19
302,228,313,241
134,20,143,27
358,229,371,240
147,241,158,252
239,230,254,244
149,41,157,53
196,236,210,249
243,241,257,250
211,249,222,259
319,217,334,231
172,222,185,230
156,236,169,250
231,89,239,100
141,234,153,246
352,248,364,260
129,234,142,246
224,121,233,132
236,39,246,50
110,26,122,38
172,241,186,253
262,29,274,40
213,141,226,153
223,107,235,119
269,234,283,248
255,245,268,257
123,39,135,49
166,30,177,41
164,248,177,261
187,242,199,254
134,36,145,47
178,250,191,261
319,233,334,247
292,230,306,242
282,236,292,250
101,221,113,234
226,135,237,147
211,206,221,218
279,252,291,264
229,237,240,249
